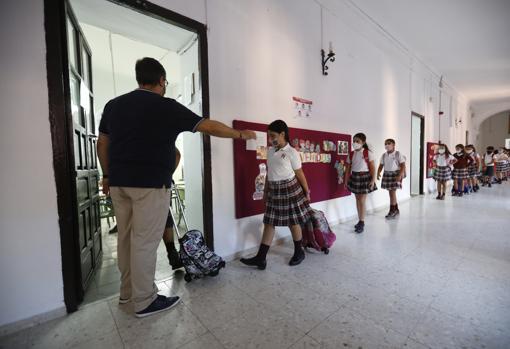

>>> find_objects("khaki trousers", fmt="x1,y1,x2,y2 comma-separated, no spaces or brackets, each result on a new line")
109,186,170,312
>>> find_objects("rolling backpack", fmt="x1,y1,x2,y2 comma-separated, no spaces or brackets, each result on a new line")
302,209,336,254
169,183,225,282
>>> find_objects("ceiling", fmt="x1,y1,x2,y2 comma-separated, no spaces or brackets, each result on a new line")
70,0,195,53
349,0,510,113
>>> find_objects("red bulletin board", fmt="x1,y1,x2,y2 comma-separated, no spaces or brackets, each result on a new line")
233,120,351,219
426,142,439,178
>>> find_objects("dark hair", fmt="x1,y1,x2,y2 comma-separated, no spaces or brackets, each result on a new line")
493,150,499,155
353,132,369,150
268,119,290,142
455,144,464,151
135,57,166,85
385,138,395,145
487,146,494,152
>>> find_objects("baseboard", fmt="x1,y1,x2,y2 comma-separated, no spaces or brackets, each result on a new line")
0,306,67,337
328,196,412,226
223,197,413,262
223,235,293,262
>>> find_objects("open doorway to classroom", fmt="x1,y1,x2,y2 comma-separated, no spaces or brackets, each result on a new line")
66,0,210,305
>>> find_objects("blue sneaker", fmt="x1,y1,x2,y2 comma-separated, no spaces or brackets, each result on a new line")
135,295,180,318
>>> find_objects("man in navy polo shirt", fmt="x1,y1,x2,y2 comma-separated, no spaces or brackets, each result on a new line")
97,57,255,318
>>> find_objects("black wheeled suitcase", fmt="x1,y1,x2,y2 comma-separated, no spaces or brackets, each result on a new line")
169,184,225,282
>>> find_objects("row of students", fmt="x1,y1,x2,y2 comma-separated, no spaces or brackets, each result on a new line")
241,122,406,269
433,144,509,197
434,143,480,197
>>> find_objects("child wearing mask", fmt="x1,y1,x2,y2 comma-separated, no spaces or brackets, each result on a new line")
344,133,377,233
482,146,495,187
241,120,311,269
465,144,480,193
452,144,474,197
433,144,455,200
377,139,406,218
494,148,509,184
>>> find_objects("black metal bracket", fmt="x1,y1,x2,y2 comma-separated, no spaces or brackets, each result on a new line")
321,49,336,75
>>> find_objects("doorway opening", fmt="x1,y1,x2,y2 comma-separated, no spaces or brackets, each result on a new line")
410,112,425,195
44,0,213,312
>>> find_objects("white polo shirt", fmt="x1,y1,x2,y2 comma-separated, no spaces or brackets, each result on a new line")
434,154,455,167
380,151,406,172
484,153,495,166
267,144,302,181
347,149,375,172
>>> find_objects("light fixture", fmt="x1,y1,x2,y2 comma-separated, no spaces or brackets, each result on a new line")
321,41,336,76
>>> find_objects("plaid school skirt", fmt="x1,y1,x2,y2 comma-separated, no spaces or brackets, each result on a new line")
453,167,469,179
434,166,452,181
347,171,377,194
468,164,479,178
263,177,311,227
381,170,402,190
496,162,506,172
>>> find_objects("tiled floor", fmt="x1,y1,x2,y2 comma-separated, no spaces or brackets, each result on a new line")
1,182,510,348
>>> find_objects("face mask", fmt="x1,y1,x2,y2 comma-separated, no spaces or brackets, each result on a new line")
456,150,463,155
438,148,445,154
353,142,362,150
385,144,394,152
487,151,492,154
466,150,473,154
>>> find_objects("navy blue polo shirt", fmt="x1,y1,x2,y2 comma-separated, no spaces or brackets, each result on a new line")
99,89,203,188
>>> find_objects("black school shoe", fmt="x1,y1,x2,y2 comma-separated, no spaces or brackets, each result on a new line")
135,295,180,318
240,256,267,270
354,221,365,234
289,250,305,266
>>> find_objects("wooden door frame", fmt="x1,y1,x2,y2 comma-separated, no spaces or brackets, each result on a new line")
44,0,214,313
410,112,425,195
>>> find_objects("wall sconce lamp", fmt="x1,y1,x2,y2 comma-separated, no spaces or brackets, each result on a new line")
321,42,335,75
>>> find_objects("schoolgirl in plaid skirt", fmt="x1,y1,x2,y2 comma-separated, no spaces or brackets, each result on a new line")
452,144,474,196
241,120,311,270
433,144,455,200
377,139,406,218
345,133,377,233
465,145,480,192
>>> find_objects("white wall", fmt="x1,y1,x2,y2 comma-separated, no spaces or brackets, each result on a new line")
0,1,65,328
478,111,510,150
1,0,476,328
198,0,472,257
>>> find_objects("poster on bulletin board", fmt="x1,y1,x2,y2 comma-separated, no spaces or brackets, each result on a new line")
233,120,351,219
426,142,439,178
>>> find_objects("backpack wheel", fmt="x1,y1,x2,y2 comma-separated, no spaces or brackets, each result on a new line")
184,274,192,282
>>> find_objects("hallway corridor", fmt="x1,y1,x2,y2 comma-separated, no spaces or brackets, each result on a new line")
1,184,509,348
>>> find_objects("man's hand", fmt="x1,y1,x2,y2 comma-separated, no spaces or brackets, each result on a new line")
240,130,256,140
369,181,376,190
102,178,110,196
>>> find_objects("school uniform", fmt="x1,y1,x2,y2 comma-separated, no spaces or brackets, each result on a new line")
484,153,495,177
380,151,406,190
263,144,311,227
467,152,480,178
433,153,454,181
346,149,377,194
452,153,473,179
495,153,508,173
